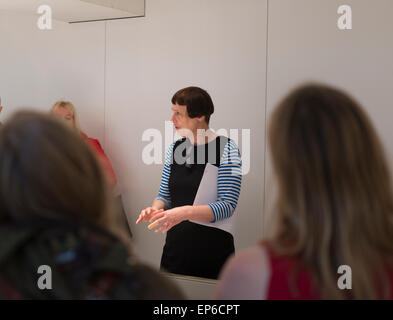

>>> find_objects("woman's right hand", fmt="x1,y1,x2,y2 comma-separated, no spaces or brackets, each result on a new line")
136,207,164,224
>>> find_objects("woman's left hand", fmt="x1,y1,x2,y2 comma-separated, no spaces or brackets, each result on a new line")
148,206,191,233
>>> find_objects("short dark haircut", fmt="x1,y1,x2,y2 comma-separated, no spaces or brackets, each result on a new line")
171,86,214,124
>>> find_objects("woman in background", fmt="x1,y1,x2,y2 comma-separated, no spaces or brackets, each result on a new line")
50,101,116,188
215,84,393,299
0,111,182,299
50,101,132,238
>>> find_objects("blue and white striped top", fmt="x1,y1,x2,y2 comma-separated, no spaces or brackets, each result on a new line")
155,138,242,222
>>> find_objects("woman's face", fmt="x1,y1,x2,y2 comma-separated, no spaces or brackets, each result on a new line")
170,103,204,138
52,107,74,128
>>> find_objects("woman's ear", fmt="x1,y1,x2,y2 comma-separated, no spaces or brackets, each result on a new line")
197,115,206,123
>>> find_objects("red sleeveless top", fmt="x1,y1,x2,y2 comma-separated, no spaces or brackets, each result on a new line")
265,246,320,299
263,244,393,300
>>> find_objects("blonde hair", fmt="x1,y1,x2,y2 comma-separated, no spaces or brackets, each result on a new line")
266,83,393,299
50,100,81,131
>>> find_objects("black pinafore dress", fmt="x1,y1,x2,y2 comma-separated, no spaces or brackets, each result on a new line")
160,136,235,279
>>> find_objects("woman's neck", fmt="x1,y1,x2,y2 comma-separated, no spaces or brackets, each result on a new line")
190,127,217,145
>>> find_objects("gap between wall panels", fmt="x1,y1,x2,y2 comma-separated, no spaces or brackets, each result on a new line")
262,0,269,237
104,20,107,148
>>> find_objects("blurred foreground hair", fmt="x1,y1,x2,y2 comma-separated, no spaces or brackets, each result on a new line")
267,83,393,299
0,111,112,230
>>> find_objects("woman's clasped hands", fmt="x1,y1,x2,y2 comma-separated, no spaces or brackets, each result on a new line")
136,206,189,233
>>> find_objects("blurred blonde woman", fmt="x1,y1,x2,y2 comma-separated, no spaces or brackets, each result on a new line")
50,101,116,188
215,83,393,300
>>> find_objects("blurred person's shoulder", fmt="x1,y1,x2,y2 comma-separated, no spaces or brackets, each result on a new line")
83,254,184,300
67,223,184,299
120,260,185,300
215,245,271,300
80,131,102,150
0,220,183,300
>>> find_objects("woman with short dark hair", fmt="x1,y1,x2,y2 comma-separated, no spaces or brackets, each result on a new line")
137,86,243,279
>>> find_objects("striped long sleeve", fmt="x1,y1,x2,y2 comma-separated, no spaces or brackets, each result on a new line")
154,142,175,209
155,139,242,220
208,140,242,222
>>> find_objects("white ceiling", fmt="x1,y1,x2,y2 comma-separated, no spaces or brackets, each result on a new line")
0,0,145,23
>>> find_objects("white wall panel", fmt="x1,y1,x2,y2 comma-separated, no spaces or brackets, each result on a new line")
0,13,105,141
264,0,393,232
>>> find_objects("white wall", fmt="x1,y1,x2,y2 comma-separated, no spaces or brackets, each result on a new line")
264,0,393,231
0,12,106,140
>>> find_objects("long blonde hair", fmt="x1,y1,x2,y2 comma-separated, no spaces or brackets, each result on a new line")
50,100,81,131
266,84,393,299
